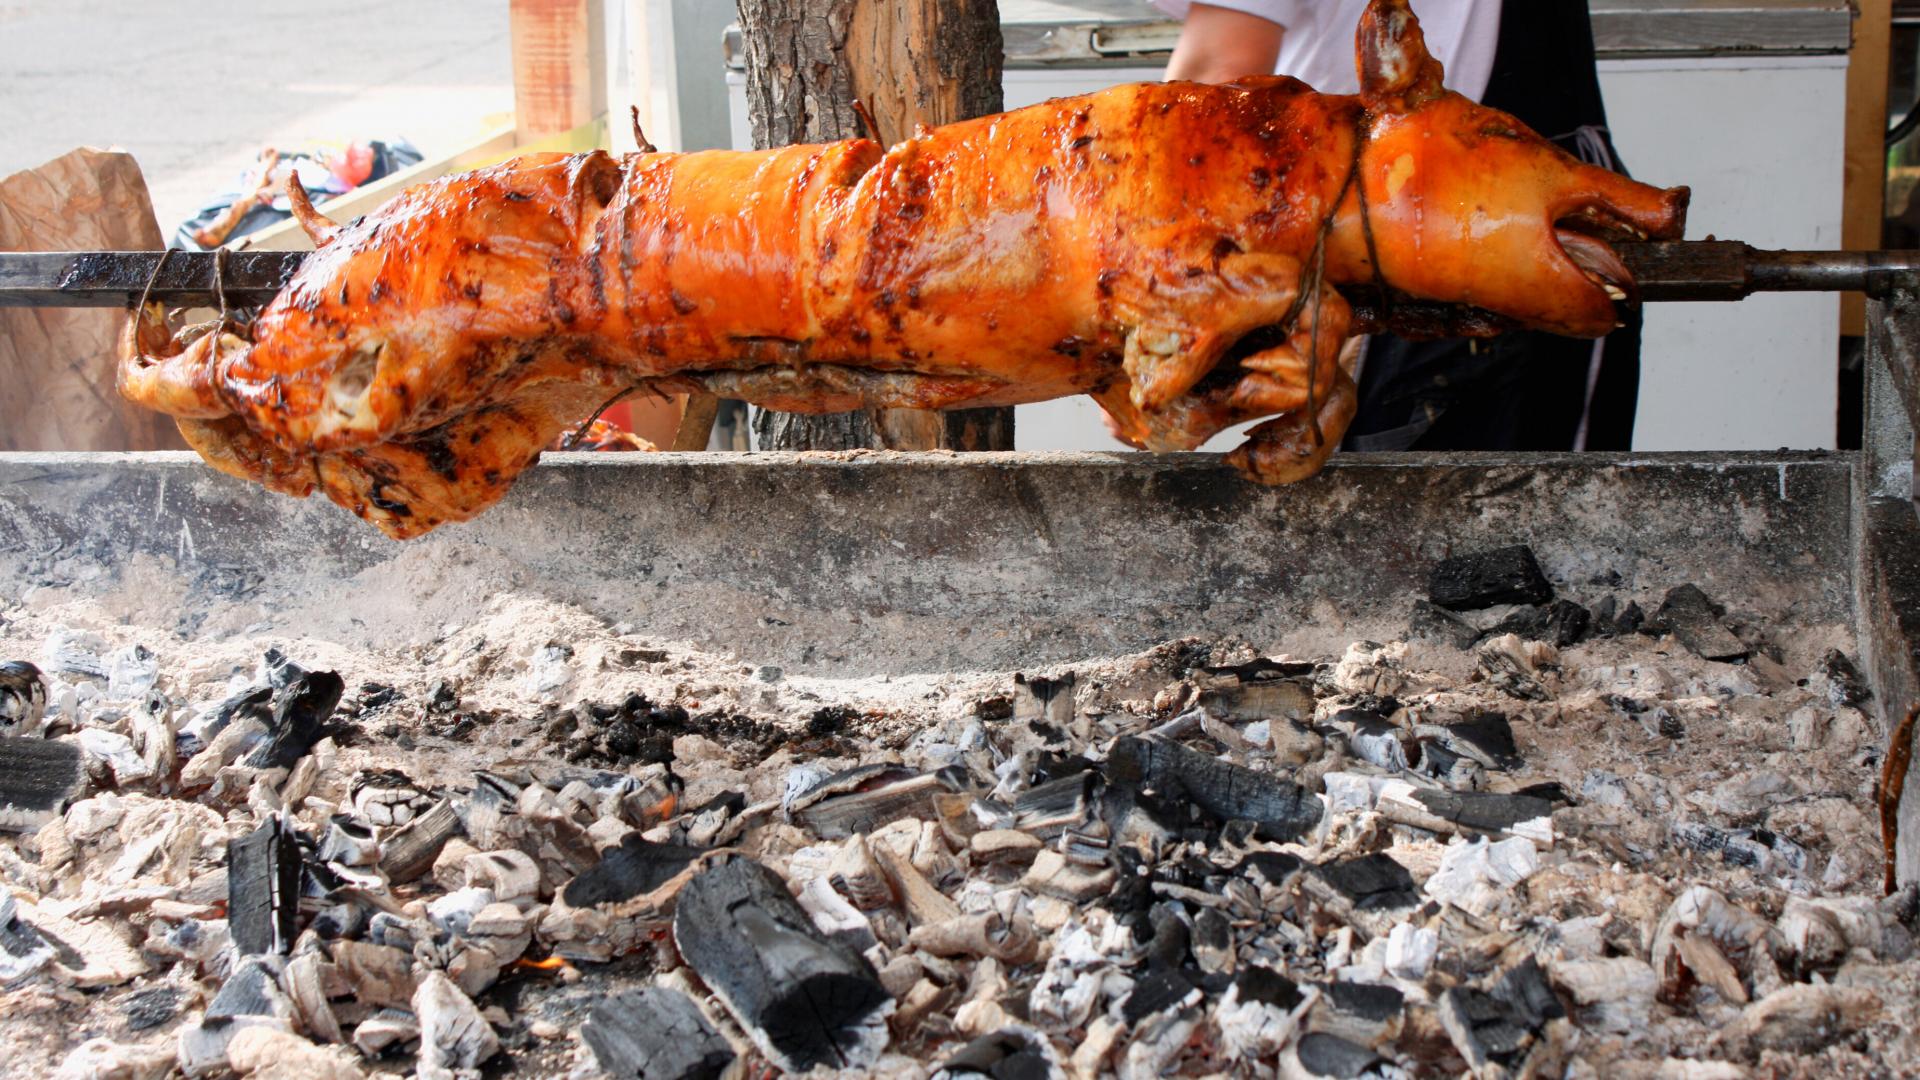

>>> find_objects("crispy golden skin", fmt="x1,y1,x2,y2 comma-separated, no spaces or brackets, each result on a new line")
121,0,1685,539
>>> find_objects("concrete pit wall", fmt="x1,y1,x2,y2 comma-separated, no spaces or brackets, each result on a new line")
0,450,1856,677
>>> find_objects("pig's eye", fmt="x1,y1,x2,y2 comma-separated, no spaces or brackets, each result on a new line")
1479,123,1522,140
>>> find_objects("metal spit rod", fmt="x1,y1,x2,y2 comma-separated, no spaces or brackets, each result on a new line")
2,242,1919,309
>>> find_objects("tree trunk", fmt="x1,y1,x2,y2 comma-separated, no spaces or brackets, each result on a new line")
737,0,1014,452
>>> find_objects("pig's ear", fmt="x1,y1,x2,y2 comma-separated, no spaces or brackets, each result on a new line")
1357,0,1446,111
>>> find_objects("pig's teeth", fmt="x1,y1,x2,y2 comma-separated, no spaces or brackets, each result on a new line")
1603,284,1627,301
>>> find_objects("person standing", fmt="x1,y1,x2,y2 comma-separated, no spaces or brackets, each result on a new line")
1155,1,1645,452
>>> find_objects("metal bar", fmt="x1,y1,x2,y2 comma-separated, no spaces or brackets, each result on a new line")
0,250,305,309
5,244,1920,311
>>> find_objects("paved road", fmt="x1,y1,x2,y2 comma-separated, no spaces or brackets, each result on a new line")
0,0,513,235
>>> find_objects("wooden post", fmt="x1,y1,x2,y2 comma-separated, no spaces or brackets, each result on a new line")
1841,0,1892,336
737,0,1014,452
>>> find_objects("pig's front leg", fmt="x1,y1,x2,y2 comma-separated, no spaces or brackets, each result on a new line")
1225,367,1358,484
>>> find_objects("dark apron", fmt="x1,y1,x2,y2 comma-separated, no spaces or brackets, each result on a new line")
1342,0,1641,453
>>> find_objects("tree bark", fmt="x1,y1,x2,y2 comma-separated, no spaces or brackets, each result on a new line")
737,0,1013,452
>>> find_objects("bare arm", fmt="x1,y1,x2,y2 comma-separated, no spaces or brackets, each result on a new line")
1164,2,1285,84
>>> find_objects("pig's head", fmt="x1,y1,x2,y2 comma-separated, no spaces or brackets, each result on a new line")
1342,0,1688,338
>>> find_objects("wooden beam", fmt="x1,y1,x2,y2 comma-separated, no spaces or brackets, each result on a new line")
1842,0,1893,335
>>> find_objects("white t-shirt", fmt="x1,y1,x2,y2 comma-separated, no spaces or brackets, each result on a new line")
1151,0,1502,102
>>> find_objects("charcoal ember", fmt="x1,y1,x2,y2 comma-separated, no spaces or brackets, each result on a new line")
1428,546,1553,611
1288,1031,1389,1078
1814,648,1871,707
42,627,109,678
226,814,302,956
1651,885,1781,1007
1652,584,1748,661
1491,957,1565,1029
1614,600,1648,635
1301,854,1421,938
1198,672,1316,723
1013,671,1076,731
1406,601,1481,651
1415,711,1520,770
1336,710,1413,772
1717,984,1883,1060
178,684,272,764
120,985,181,1032
581,985,736,1080
1106,735,1321,843
911,911,1040,966
932,1026,1058,1080
260,646,308,689
1217,966,1307,1060
177,957,295,1077
672,857,891,1072
1313,980,1406,1047
281,951,341,1045
1672,821,1807,876
1192,907,1235,974
1482,600,1592,648
1122,968,1203,1025
1012,771,1095,837
1543,599,1594,648
1437,985,1542,1076
0,893,53,981
243,669,343,769
375,798,464,884
352,1008,421,1058
1475,634,1556,701
1022,849,1116,903
330,938,418,1010
1411,740,1480,788
1382,785,1554,842
792,766,968,840
413,969,499,1076
1550,956,1655,1034
349,769,429,826
1139,901,1192,971
0,661,47,733
0,735,84,832
559,833,720,917
1234,850,1305,892
1589,594,1619,636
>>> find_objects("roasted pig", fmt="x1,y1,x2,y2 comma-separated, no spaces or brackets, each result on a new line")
121,0,1687,538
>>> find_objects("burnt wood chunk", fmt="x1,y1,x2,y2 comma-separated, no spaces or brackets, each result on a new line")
936,1028,1055,1080
1234,850,1305,891
0,894,53,981
1122,969,1202,1024
1410,788,1554,833
581,986,736,1080
1428,712,1521,770
1108,736,1321,842
1653,584,1749,661
1294,1031,1388,1078
793,767,968,840
0,735,84,832
1303,854,1420,936
1439,985,1545,1074
227,814,301,955
376,798,463,884
562,834,711,912
244,669,343,769
1012,772,1094,837
673,857,891,1072
1407,601,1481,650
1818,648,1870,706
1013,671,1076,732
1428,546,1553,611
